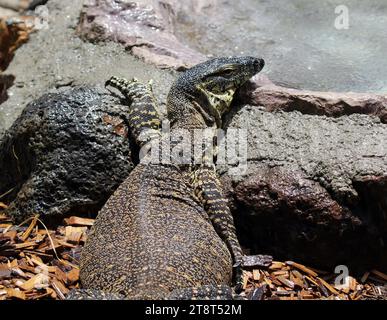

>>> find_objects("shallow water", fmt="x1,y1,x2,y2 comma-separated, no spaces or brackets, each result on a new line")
175,0,387,93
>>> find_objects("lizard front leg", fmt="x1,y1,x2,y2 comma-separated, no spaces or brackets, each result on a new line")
105,76,162,149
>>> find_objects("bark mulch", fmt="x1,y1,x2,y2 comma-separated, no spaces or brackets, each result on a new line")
1,202,386,300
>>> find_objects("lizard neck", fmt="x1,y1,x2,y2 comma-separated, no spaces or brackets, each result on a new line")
167,91,216,131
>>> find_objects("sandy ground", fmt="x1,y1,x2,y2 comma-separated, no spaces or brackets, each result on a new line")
0,0,176,135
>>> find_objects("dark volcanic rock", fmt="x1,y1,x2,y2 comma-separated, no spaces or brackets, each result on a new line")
77,0,206,70
0,86,134,223
222,106,387,270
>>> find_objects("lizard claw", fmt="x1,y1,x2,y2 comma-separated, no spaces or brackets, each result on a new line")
104,76,116,88
233,260,244,294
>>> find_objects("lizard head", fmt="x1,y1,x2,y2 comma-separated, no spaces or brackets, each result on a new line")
167,56,264,128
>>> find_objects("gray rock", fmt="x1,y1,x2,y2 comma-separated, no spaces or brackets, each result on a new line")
0,86,134,223
221,106,387,269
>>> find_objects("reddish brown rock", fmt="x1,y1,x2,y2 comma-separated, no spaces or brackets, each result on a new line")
238,81,387,123
77,0,206,70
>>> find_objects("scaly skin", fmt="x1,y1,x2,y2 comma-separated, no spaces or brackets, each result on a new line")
77,163,233,299
105,78,161,148
70,56,264,300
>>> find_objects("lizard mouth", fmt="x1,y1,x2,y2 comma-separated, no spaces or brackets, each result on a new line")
198,86,236,128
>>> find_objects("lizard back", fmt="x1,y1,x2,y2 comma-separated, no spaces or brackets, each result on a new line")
80,164,232,299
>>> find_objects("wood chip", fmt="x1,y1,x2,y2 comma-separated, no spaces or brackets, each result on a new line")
6,288,26,300
275,290,295,296
317,277,339,295
55,267,68,285
277,276,295,289
3,230,17,241
286,261,318,277
0,203,8,210
46,287,57,299
66,268,80,284
39,239,62,252
1,211,385,301
63,216,94,226
8,259,18,268
64,226,86,244
20,273,50,291
56,239,77,248
262,275,274,289
371,270,387,282
30,257,57,273
0,264,11,278
272,270,289,277
269,261,284,270
253,269,261,281
51,278,69,299
242,271,250,290
0,213,88,300
23,250,52,258
305,276,320,288
290,270,305,288
300,290,315,300
29,254,43,264
315,278,330,297
334,275,357,293
348,276,358,292
20,215,39,242
248,284,266,300
58,259,79,270
14,241,37,249
11,267,27,278
361,271,370,283
18,264,37,274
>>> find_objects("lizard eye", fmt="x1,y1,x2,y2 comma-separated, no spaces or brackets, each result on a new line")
222,69,234,76
208,67,235,78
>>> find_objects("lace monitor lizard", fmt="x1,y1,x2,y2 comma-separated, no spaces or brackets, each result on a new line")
67,56,264,300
